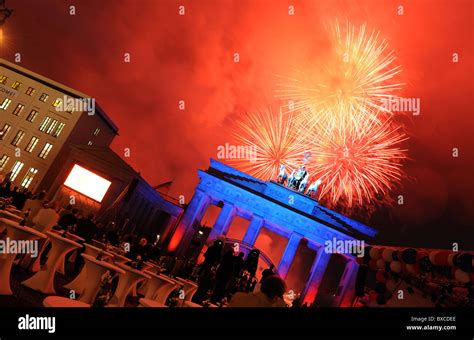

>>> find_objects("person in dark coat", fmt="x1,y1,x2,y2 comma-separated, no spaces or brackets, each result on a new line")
243,249,260,277
76,213,98,243
74,214,98,274
211,249,236,303
58,208,78,230
200,239,223,274
260,264,276,283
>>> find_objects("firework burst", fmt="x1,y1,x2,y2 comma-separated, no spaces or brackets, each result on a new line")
276,20,405,133
228,107,309,180
230,21,409,212
306,112,408,209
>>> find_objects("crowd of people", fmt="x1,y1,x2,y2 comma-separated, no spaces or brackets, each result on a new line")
189,239,291,307
0,173,162,273
1,173,292,307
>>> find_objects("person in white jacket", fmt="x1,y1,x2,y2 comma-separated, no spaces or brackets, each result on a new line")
32,201,59,233
23,191,47,220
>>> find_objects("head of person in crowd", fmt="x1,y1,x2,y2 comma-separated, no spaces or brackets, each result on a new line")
260,275,287,302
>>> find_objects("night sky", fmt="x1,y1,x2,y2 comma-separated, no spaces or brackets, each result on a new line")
3,0,473,249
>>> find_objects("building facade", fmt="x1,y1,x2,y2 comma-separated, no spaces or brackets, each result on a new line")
171,159,378,306
0,58,117,191
0,59,182,242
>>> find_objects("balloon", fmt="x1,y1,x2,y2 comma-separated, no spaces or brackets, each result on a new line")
438,251,452,265
401,248,417,264
370,247,381,260
430,250,451,266
407,264,420,274
454,269,471,283
390,261,402,273
376,259,386,269
369,259,378,271
447,253,456,266
382,249,394,262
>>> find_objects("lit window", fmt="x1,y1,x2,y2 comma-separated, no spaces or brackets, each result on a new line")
0,75,7,84
38,142,53,159
21,167,38,189
94,128,100,136
11,130,26,146
39,116,52,132
0,98,12,110
53,122,66,138
11,81,22,90
25,87,35,96
12,103,25,116
46,119,59,135
39,93,49,102
0,123,11,140
0,154,10,170
26,109,39,122
52,98,62,108
10,161,24,181
25,136,39,153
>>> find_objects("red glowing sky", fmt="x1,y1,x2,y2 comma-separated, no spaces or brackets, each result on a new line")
4,0,473,248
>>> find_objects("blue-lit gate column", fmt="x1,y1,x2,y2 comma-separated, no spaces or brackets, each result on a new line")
174,189,211,256
301,245,331,305
242,215,263,246
336,259,359,307
277,233,303,279
208,202,236,241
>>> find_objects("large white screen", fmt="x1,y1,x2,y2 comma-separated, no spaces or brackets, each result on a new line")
64,164,111,202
